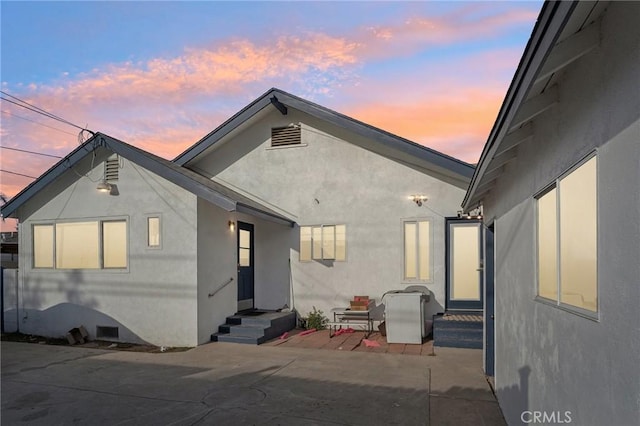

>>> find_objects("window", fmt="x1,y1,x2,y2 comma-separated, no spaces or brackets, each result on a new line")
271,125,301,147
33,224,54,268
404,220,431,281
102,221,127,268
536,155,597,313
56,222,100,269
300,225,346,261
147,217,161,248
33,219,128,269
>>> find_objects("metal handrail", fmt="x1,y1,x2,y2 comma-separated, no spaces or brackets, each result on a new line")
207,277,234,298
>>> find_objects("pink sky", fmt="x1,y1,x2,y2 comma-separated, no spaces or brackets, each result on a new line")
1,3,539,222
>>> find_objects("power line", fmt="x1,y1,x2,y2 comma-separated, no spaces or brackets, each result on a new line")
0,90,94,134
0,169,37,179
1,109,77,136
0,145,62,159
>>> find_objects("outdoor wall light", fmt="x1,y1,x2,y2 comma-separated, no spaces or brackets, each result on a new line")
458,209,483,220
409,195,428,207
96,180,112,193
228,221,236,232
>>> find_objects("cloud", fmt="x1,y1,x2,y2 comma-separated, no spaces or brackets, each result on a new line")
1,4,537,197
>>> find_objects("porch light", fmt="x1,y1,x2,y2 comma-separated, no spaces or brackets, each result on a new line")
228,221,235,232
409,195,428,207
96,180,112,193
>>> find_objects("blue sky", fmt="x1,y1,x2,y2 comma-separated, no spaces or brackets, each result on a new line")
1,0,543,199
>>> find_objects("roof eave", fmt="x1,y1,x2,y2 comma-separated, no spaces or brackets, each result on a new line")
173,88,474,181
462,1,578,211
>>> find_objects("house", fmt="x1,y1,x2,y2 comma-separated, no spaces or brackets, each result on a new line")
1,89,476,347
463,1,639,425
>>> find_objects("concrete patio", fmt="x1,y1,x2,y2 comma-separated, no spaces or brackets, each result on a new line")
1,341,505,425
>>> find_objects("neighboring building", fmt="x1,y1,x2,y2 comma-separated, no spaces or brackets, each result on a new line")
1,89,476,347
1,232,19,268
463,1,639,425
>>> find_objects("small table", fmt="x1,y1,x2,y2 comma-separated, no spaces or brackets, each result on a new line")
328,308,374,338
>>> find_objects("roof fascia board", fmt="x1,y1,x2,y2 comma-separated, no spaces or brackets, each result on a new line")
101,135,237,211
236,203,295,227
173,89,275,165
174,88,474,180
273,92,475,179
1,135,104,218
462,0,577,210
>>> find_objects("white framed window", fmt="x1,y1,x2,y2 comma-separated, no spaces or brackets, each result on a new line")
56,222,100,269
536,154,597,315
33,218,128,270
404,219,431,281
147,216,161,248
102,221,127,268
300,224,346,261
33,224,54,268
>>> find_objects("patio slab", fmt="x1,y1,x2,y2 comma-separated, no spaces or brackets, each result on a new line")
1,340,504,425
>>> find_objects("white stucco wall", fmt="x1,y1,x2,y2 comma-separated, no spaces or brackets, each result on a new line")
190,109,467,321
196,200,237,344
484,4,640,425
17,154,200,347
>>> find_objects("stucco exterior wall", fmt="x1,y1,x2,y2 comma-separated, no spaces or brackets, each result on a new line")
196,199,237,345
17,155,200,347
484,4,640,425
191,109,466,320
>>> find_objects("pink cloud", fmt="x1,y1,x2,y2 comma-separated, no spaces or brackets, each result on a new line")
1,5,536,198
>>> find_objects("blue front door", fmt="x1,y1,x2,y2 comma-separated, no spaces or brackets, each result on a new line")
237,222,254,312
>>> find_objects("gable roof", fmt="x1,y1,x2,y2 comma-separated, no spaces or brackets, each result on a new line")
174,88,474,186
463,1,608,211
0,133,294,226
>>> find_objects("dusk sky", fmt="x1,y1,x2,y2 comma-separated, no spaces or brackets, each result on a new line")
1,0,543,203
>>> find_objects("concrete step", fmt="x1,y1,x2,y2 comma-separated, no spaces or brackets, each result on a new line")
211,333,266,345
433,312,483,349
226,324,267,338
433,337,483,349
212,310,296,345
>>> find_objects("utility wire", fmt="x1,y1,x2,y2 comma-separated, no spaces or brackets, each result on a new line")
1,110,77,136
0,91,94,134
0,145,62,159
0,169,37,179
0,90,77,127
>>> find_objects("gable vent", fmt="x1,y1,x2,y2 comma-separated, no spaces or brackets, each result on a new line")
104,154,119,182
271,125,301,147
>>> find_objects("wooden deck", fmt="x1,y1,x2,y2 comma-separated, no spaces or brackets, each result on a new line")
262,328,435,356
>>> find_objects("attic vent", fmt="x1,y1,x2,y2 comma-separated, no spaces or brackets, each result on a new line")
271,125,301,147
104,155,119,182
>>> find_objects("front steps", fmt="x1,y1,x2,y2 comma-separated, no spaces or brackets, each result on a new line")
433,312,483,349
211,310,296,345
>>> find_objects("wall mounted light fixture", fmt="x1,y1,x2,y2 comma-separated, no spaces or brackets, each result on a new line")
228,221,236,232
96,180,112,193
409,195,428,207
458,208,483,220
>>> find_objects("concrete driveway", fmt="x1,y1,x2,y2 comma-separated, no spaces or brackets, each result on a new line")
1,341,505,425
